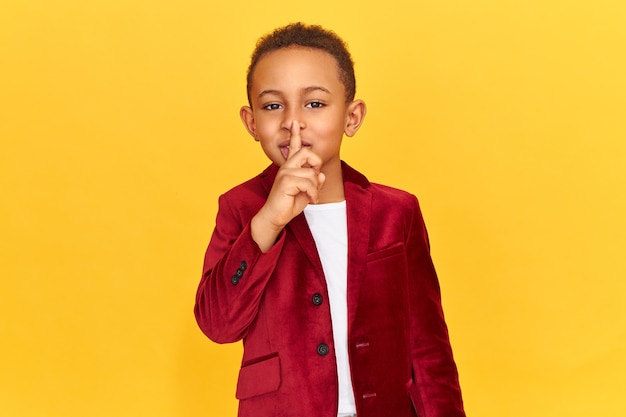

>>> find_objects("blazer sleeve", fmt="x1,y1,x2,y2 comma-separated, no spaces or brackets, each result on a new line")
405,196,466,417
194,193,285,344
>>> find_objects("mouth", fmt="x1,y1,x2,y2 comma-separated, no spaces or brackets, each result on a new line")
279,141,311,159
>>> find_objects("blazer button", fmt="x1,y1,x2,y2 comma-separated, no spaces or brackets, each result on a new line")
317,343,329,356
312,293,323,306
231,275,240,285
239,261,247,271
235,268,244,278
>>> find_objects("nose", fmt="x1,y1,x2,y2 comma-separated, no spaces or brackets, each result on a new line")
280,107,306,131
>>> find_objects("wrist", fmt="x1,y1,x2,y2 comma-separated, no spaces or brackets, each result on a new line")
251,210,284,253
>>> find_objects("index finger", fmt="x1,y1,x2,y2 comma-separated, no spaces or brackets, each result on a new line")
287,120,302,159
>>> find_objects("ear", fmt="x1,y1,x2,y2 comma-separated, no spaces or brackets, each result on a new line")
344,100,366,137
240,106,258,141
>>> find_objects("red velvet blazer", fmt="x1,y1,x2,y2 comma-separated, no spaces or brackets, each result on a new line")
195,162,465,417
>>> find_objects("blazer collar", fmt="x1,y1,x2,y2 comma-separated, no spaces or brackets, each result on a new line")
258,160,370,192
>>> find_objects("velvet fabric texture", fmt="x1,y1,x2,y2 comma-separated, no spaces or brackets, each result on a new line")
195,162,465,417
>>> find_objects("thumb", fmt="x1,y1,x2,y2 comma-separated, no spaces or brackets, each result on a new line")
317,172,326,190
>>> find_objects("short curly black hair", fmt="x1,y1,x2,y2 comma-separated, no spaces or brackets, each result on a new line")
246,22,356,106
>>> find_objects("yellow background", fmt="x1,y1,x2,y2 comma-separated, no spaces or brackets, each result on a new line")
1,0,625,416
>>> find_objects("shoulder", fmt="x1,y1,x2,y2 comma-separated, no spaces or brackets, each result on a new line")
220,164,277,201
369,182,418,205
343,162,419,209
216,164,277,221
368,182,422,227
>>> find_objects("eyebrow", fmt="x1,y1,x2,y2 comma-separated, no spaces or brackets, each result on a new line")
303,86,331,94
257,86,332,99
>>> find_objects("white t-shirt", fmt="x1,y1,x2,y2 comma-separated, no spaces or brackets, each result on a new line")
303,201,356,415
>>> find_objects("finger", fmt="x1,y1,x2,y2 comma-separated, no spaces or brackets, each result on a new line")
294,178,320,205
277,174,319,204
276,167,321,188
287,120,302,159
317,171,326,190
283,146,323,172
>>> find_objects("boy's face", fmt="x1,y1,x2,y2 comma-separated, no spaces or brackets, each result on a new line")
241,46,365,171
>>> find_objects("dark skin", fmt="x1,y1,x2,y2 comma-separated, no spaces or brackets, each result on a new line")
239,46,366,252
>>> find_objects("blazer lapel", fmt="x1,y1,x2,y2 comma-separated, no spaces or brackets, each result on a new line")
342,163,372,330
288,213,325,281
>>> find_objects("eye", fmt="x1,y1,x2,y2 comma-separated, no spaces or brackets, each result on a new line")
262,103,282,110
305,101,325,109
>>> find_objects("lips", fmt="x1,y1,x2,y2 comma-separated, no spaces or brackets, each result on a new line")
279,141,311,159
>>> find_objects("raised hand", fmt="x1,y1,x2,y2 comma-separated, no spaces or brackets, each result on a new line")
251,121,326,252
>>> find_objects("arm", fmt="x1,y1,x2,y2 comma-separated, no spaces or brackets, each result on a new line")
194,194,285,343
195,120,325,343
406,196,465,417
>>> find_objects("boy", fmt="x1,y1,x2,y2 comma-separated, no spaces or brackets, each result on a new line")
195,22,465,417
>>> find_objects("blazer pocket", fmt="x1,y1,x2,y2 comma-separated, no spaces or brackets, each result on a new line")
366,242,405,263
236,353,281,400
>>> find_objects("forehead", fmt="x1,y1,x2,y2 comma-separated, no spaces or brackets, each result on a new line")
250,47,344,96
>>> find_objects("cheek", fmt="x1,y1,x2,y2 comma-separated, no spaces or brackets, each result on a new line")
254,117,279,138
314,116,346,137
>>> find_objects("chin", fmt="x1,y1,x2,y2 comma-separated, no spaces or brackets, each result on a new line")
268,157,286,167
